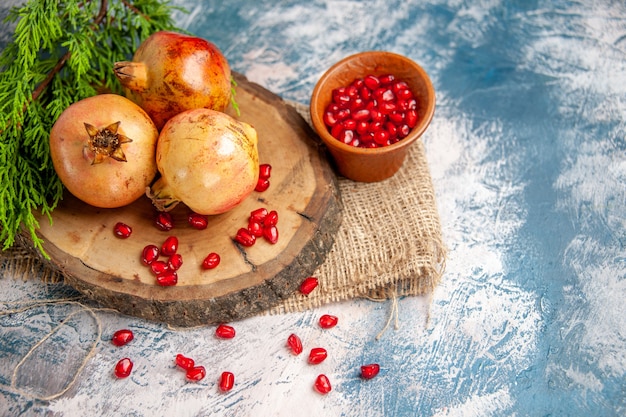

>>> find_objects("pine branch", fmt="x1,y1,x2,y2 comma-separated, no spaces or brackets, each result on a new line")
0,0,184,256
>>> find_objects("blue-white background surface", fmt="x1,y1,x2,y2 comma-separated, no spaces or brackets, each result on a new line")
1,0,625,416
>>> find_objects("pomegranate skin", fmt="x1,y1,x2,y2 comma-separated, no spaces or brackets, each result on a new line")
49,94,158,208
114,31,231,130
148,108,259,215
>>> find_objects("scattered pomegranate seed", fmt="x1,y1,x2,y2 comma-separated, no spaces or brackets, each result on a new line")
156,271,178,286
264,210,278,227
323,73,418,148
155,211,174,231
259,164,272,180
150,260,168,275
263,225,279,244
202,252,221,269
188,212,208,230
314,374,332,394
219,371,235,392
111,329,134,346
319,314,338,329
250,208,269,222
175,354,195,371
308,347,328,365
161,236,178,256
247,219,264,237
113,222,132,238
215,324,236,339
167,253,183,271
234,227,256,247
186,365,206,382
299,277,319,295
141,244,160,265
360,363,380,380
287,333,303,355
114,358,133,378
255,178,270,192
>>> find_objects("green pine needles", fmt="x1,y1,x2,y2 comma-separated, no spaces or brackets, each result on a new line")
0,0,183,257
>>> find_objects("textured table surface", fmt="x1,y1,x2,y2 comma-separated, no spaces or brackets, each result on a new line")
1,1,625,416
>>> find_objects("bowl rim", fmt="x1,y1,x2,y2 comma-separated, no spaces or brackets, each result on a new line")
310,50,436,156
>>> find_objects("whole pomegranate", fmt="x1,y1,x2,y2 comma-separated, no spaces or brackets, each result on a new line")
147,108,259,215
113,31,231,130
49,94,158,208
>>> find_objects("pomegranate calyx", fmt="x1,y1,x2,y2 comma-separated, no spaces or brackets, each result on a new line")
84,121,133,164
146,178,181,212
113,61,149,93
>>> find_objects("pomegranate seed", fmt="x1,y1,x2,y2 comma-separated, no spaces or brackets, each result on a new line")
202,252,221,269
308,347,328,364
323,73,417,148
364,75,380,90
113,222,132,238
219,371,235,392
406,109,418,128
188,213,208,230
156,271,178,286
175,354,195,370
299,276,318,295
342,118,357,131
259,163,272,179
167,253,183,271
330,123,344,139
353,108,370,121
263,225,279,244
319,314,338,329
373,130,390,146
314,374,332,394
111,329,134,346
186,365,206,382
396,87,413,100
379,74,395,85
339,129,354,144
287,333,303,355
155,211,174,231
234,228,256,247
264,210,278,227
161,236,178,256
250,208,269,222
248,219,264,237
141,244,160,265
150,260,168,275
323,110,338,127
215,324,236,339
114,358,133,378
360,363,380,380
255,178,270,192
398,124,411,138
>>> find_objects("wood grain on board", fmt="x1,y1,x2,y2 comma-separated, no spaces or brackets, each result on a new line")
35,73,342,327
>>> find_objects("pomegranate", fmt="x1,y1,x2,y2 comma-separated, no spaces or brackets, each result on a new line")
49,94,158,208
147,109,259,215
114,31,231,130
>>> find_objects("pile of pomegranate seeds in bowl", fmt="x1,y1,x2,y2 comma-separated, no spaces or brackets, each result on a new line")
322,74,419,148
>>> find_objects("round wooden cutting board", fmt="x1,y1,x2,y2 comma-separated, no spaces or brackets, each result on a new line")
35,73,342,327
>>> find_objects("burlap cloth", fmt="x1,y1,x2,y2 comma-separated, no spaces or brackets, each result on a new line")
0,101,446,317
